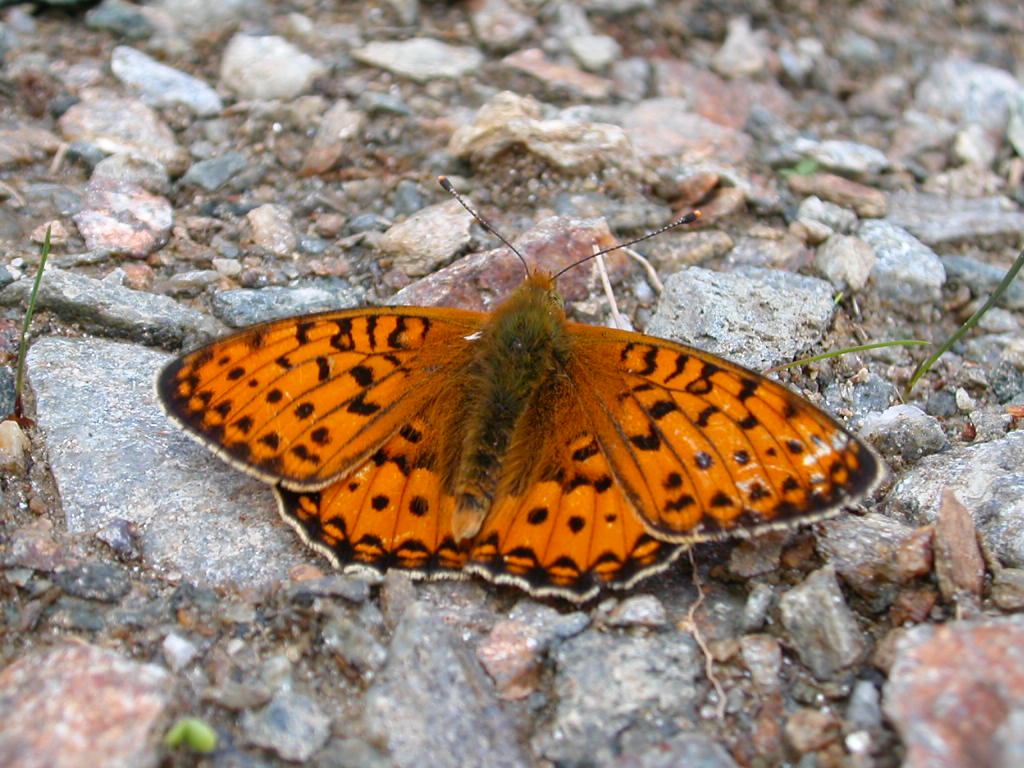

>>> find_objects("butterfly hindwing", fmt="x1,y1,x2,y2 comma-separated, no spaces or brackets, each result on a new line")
158,306,486,488
274,413,469,580
568,324,882,542
466,387,689,602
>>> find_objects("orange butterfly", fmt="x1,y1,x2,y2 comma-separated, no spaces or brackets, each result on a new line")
158,190,883,602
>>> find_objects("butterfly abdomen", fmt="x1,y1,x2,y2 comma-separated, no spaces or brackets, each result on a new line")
449,275,573,541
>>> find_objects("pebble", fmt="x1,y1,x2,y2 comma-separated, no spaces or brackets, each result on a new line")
219,34,325,100
72,178,172,258
815,233,876,291
711,16,770,78
162,632,199,671
241,690,331,763
476,619,545,700
300,99,366,176
245,204,297,256
913,57,1022,133
57,96,190,175
886,190,1024,246
110,45,222,117
353,38,484,82
468,0,536,51
0,418,31,475
789,137,889,176
53,561,131,602
95,518,144,560
379,199,474,277
0,643,171,768
817,513,926,611
784,707,840,753
603,594,668,627
860,404,949,461
884,617,1024,768
537,628,701,765
646,266,835,371
778,565,866,680
449,91,644,177
180,152,248,191
624,98,753,164
885,430,1024,570
501,48,612,100
321,615,387,676
210,283,363,327
858,219,946,302
91,153,171,196
992,568,1024,611
363,602,533,768
565,34,622,73
85,0,155,39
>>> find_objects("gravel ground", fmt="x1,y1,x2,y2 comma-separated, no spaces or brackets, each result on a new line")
1,1,1024,767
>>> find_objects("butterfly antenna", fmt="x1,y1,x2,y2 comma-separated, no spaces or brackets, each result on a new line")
438,176,531,277
551,209,702,280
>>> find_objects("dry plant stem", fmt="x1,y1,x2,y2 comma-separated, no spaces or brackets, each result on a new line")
684,549,728,722
592,246,625,331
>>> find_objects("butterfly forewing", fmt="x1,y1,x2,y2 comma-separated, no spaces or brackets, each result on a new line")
158,307,485,488
568,324,882,541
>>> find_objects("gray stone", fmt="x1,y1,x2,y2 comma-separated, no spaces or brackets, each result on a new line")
0,267,223,347
886,191,1024,246
353,38,484,82
53,562,131,602
380,200,474,277
321,615,387,676
220,34,326,100
815,234,876,291
778,565,866,679
364,602,532,768
27,336,306,589
647,266,835,371
241,690,331,763
858,220,945,302
537,629,701,765
860,404,949,461
790,137,889,176
627,731,741,768
85,0,155,39
885,431,1024,568
181,152,248,191
58,96,189,175
913,57,1023,133
940,254,1024,311
111,46,222,117
210,282,364,328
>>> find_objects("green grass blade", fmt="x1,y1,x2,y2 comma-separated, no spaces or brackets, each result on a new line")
764,339,929,375
906,247,1024,394
12,225,51,418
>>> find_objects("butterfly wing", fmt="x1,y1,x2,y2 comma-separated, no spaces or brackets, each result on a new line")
565,323,884,542
465,376,689,602
157,306,486,489
274,409,469,581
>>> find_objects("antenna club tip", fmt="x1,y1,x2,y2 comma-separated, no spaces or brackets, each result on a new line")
438,176,453,191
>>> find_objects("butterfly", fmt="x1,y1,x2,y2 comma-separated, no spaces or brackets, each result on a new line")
158,193,883,603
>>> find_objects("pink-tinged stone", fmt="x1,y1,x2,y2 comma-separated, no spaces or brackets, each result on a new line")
787,173,887,218
884,618,1024,768
934,489,985,609
652,60,792,130
389,217,627,311
2,518,79,572
476,620,542,700
623,98,753,164
501,48,612,100
0,644,171,768
72,179,172,258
